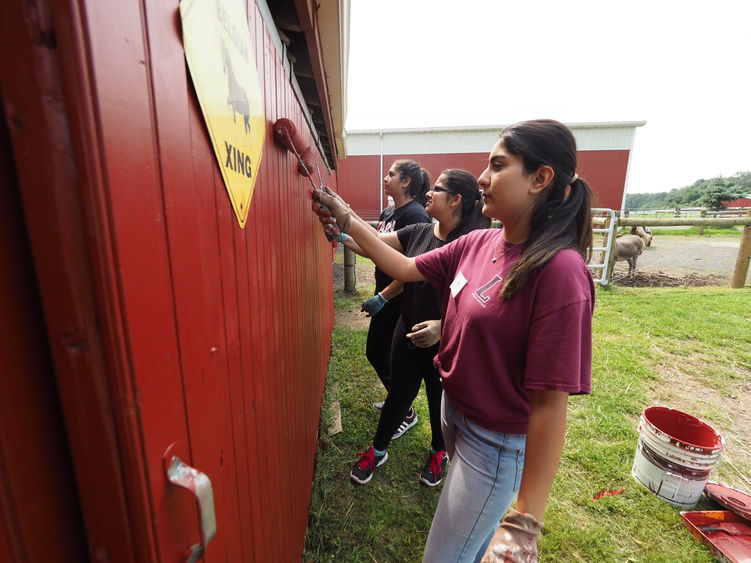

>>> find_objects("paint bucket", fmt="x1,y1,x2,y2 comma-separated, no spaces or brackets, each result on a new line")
632,406,724,508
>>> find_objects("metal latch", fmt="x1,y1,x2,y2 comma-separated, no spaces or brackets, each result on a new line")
166,454,217,563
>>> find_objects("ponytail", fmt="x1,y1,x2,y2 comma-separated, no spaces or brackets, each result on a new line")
501,175,593,300
496,119,593,301
394,159,430,206
416,168,430,206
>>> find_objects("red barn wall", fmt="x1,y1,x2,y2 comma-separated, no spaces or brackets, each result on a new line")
0,0,334,561
338,150,630,220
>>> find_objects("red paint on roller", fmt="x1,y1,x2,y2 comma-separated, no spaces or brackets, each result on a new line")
644,407,723,451
272,118,340,246
272,118,316,191
272,118,307,155
299,147,316,177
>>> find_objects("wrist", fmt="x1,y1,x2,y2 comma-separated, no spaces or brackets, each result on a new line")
501,508,544,535
377,292,389,303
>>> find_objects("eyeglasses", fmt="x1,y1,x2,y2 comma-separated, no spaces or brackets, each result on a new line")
429,185,450,194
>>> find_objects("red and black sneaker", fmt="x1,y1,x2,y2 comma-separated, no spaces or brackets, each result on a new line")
420,450,448,487
350,446,388,485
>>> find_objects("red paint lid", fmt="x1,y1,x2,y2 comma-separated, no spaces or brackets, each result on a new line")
705,481,751,521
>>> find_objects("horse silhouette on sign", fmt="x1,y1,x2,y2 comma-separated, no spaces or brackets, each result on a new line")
221,42,251,134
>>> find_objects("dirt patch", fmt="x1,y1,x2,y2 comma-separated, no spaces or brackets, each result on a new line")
333,261,374,329
650,357,751,491
612,269,730,288
609,233,748,288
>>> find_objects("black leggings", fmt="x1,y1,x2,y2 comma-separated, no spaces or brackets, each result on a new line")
373,316,445,453
365,294,402,391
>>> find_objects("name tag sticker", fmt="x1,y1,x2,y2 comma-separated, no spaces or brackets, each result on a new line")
450,271,468,298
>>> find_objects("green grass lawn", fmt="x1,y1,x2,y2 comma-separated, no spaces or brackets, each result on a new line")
305,286,751,562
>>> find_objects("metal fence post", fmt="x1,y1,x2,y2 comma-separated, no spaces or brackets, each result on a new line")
731,210,751,289
344,246,356,293
605,214,619,283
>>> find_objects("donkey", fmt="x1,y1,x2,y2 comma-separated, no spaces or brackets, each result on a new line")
615,235,645,276
630,226,653,246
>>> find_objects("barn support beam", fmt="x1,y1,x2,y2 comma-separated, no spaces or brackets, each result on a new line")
344,246,356,293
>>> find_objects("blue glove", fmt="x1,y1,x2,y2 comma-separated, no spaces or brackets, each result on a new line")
361,293,388,317
336,232,351,243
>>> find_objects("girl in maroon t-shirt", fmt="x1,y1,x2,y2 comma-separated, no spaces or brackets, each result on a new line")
314,119,595,563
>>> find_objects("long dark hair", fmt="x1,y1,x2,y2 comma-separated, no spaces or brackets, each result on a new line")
499,119,593,300
440,169,491,242
394,159,430,206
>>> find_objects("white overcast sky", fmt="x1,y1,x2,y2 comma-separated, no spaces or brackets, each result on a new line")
344,0,751,195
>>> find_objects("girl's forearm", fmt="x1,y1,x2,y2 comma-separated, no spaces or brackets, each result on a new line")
348,220,424,282
379,280,403,301
515,390,569,520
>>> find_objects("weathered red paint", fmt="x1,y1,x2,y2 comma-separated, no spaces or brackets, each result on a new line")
0,1,335,561
338,150,631,219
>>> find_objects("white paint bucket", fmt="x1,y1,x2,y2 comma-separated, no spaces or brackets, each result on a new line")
632,406,724,508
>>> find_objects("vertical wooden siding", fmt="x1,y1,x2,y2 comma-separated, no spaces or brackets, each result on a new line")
338,150,630,219
109,2,335,559
0,109,88,563
1,0,335,561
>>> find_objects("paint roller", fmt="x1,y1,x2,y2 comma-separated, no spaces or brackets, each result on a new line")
272,118,340,243
273,118,316,180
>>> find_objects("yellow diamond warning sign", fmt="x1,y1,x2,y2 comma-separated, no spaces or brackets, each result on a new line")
180,0,265,228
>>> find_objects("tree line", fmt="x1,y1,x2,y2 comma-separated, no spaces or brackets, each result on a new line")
625,171,751,210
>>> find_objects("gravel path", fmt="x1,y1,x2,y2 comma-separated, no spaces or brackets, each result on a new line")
625,235,741,274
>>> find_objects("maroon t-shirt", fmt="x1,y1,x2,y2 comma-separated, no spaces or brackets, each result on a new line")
415,228,594,434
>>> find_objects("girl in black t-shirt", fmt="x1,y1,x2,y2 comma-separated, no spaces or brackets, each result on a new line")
361,160,430,431
334,170,488,487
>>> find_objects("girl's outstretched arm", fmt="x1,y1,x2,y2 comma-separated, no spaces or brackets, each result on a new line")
314,188,426,283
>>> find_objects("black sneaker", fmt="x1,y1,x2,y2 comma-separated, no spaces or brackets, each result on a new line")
420,450,448,487
391,406,418,440
350,446,388,484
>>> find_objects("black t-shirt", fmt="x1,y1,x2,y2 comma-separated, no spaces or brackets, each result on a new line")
374,200,430,291
396,223,445,331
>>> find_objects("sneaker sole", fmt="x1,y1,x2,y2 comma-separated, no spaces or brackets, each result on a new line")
372,402,384,412
420,475,443,487
350,451,388,485
391,414,418,440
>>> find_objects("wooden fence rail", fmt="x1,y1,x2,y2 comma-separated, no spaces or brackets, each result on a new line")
343,214,751,291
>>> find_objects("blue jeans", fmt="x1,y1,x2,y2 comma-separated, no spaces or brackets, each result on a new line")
423,395,526,563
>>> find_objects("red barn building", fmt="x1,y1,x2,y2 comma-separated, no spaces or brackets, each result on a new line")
0,0,348,561
338,122,645,220
725,197,751,208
